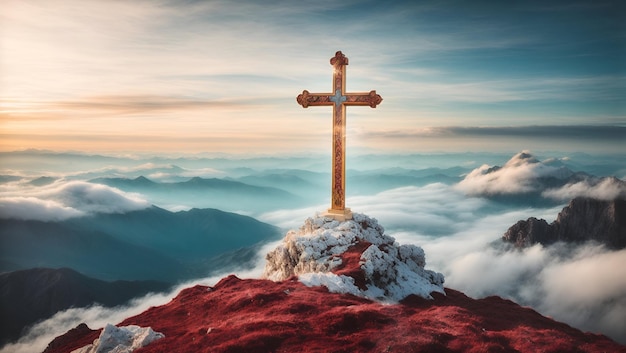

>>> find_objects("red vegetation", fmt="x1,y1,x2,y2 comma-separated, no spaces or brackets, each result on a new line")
43,323,99,353
333,241,371,290
45,275,624,353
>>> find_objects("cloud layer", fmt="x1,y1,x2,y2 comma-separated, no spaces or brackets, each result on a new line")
455,151,571,195
542,177,626,201
455,151,626,201
0,181,149,221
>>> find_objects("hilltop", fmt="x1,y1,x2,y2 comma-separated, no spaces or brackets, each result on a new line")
44,214,624,353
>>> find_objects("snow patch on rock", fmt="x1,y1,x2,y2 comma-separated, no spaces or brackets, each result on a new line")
264,213,445,301
70,324,164,353
298,273,362,297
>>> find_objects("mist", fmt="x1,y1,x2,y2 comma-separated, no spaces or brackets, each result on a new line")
0,180,150,221
1,149,624,347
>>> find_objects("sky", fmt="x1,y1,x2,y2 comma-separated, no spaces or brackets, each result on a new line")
1,0,624,155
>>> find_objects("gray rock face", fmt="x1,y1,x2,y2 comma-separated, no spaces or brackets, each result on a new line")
502,197,626,250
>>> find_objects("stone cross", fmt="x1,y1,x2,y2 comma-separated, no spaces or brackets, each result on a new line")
297,51,382,221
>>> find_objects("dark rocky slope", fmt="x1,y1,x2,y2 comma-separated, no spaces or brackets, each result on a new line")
503,197,626,249
0,268,170,346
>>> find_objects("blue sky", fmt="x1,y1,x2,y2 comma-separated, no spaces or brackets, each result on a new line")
0,0,624,154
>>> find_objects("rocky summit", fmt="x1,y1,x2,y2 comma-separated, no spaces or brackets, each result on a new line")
263,213,445,301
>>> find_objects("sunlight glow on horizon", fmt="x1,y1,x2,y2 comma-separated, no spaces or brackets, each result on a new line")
1,0,624,155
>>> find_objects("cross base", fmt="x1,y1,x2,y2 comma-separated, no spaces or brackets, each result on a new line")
323,208,353,222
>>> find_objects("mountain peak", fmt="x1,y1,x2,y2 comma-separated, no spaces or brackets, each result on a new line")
504,150,539,167
503,197,626,249
133,176,153,183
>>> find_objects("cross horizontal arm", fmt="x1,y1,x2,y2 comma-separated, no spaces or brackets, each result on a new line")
296,90,333,108
344,91,383,108
297,90,382,108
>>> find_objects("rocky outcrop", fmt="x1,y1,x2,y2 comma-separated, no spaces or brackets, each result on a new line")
503,197,626,249
263,213,445,301
70,324,164,353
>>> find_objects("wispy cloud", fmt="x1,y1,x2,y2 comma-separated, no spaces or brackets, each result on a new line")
0,180,150,221
361,125,626,141
1,0,623,153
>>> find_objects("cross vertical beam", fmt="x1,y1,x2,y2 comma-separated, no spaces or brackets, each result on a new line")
297,51,382,221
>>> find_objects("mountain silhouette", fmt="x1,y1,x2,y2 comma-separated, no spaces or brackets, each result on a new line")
0,267,170,347
503,197,626,249
90,176,303,212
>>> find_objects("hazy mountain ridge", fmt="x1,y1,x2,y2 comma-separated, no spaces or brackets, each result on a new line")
89,176,304,213
0,218,187,281
0,206,281,281
0,268,171,347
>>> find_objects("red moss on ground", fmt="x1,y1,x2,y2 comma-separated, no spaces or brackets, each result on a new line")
42,323,100,353
333,241,371,290
44,275,624,353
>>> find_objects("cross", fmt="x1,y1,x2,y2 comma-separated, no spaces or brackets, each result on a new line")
297,51,382,221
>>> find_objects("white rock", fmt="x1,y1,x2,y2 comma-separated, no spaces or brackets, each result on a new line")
264,213,445,301
71,324,164,353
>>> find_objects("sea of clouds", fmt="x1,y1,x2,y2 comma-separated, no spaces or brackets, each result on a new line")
260,184,626,343
1,150,625,351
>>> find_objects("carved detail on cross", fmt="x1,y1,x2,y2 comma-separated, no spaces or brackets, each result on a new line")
296,51,382,221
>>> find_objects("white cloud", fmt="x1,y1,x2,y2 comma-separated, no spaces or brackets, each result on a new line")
0,197,83,221
260,183,488,238
43,181,150,214
441,242,626,343
537,247,626,337
542,177,626,201
455,151,570,195
0,180,149,221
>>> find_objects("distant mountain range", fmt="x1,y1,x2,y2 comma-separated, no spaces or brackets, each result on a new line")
0,268,171,347
90,176,304,213
0,206,281,281
236,167,467,192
